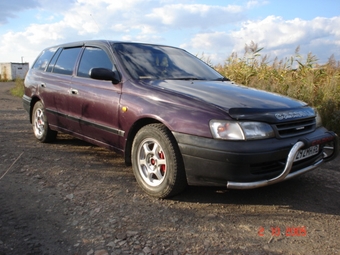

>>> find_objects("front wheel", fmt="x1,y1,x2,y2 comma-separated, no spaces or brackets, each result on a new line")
132,124,187,198
32,101,57,143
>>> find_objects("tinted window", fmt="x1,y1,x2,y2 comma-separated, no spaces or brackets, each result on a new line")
46,48,62,72
53,47,81,75
77,47,113,78
32,47,58,71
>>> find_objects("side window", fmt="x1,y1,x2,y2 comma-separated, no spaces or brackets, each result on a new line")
77,47,113,78
32,47,58,71
46,48,62,72
53,47,82,75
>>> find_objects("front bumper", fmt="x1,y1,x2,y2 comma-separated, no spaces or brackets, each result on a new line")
173,127,339,189
22,95,32,114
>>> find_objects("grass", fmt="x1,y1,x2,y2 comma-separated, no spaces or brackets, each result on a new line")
10,78,25,97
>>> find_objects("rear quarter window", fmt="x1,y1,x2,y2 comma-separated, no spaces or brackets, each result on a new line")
32,47,58,71
46,48,62,72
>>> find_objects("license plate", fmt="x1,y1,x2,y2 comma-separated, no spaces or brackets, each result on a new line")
294,145,319,162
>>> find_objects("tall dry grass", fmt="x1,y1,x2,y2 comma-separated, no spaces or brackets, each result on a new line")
214,42,340,134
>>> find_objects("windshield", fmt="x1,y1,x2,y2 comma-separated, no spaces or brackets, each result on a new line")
113,43,224,81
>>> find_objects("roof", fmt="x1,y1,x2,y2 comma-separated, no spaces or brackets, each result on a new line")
41,40,181,51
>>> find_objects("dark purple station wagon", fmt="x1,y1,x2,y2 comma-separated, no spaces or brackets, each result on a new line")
23,40,339,198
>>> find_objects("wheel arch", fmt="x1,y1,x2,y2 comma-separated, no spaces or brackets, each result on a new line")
29,96,42,123
129,121,188,198
124,118,174,166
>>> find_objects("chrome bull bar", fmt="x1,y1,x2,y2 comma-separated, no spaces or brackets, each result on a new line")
227,141,323,189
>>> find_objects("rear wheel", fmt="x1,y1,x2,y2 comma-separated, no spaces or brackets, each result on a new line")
132,124,187,198
32,101,57,143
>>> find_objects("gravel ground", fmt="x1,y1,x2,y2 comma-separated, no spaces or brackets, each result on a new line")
0,81,340,255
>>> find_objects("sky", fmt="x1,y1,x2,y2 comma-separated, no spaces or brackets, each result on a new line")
0,0,339,67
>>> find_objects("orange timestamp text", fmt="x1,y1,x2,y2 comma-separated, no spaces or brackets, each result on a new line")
258,226,307,237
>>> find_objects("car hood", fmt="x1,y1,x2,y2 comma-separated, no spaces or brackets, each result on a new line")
147,80,315,123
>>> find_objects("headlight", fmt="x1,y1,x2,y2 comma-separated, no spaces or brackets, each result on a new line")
209,120,275,140
315,109,322,127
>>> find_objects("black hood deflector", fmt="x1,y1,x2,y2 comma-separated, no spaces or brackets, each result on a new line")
228,107,316,123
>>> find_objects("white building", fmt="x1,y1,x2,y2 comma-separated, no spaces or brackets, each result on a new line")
0,62,29,80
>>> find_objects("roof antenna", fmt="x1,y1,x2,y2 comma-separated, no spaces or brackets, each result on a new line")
90,14,100,30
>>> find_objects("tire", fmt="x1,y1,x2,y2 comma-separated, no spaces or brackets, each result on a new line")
32,101,57,143
132,124,187,198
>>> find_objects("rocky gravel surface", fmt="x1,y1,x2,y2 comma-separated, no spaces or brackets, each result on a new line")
1,81,340,255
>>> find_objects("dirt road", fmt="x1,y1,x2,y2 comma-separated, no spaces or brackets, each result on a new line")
0,81,339,255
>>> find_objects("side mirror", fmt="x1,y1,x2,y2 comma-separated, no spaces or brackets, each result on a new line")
89,68,121,84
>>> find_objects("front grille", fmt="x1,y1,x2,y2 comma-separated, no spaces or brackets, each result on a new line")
250,152,323,176
274,118,316,138
250,160,285,175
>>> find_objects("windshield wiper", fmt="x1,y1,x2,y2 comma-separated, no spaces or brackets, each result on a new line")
165,77,205,81
214,77,230,81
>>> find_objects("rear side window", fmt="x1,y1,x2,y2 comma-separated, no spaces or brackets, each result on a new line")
32,47,58,71
46,48,62,72
77,47,113,78
52,47,82,75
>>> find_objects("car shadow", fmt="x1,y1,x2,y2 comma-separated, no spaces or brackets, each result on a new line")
54,133,94,147
171,170,340,216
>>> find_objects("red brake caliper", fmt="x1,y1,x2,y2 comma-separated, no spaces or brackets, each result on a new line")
159,151,166,174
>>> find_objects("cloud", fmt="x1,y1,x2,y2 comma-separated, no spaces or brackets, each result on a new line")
180,31,235,64
0,0,161,63
231,16,340,61
181,31,232,50
0,0,40,25
246,0,269,9
146,3,245,29
0,21,72,63
184,15,340,64
0,0,339,66
37,0,76,9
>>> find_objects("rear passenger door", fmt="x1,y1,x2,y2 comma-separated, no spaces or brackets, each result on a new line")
39,47,82,131
70,46,122,149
